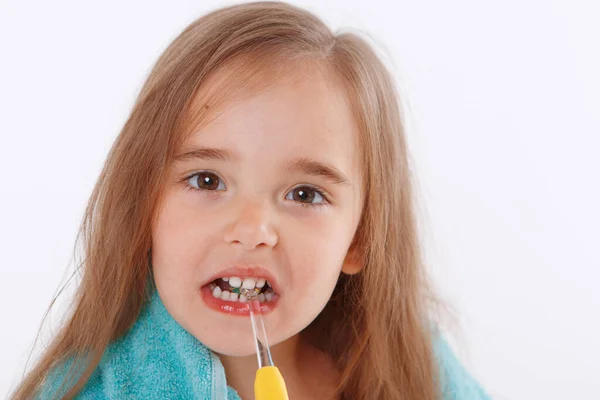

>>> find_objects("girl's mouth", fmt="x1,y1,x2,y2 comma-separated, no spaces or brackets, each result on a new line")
200,276,279,316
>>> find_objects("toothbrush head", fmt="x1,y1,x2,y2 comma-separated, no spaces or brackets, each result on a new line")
240,287,261,300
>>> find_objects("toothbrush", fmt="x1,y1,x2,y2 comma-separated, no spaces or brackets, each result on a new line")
246,295,289,400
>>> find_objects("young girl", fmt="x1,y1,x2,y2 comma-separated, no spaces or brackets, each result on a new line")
12,2,490,399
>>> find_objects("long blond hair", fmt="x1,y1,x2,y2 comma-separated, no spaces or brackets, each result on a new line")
12,2,441,399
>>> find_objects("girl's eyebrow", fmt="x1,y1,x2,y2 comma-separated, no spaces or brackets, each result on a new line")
174,147,234,163
173,146,352,186
287,157,351,186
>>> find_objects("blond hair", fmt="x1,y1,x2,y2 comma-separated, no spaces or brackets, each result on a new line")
12,2,441,399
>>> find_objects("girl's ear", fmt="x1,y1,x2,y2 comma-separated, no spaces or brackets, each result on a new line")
341,246,363,275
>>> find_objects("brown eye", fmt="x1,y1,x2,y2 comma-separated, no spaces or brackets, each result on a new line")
187,172,226,191
285,186,325,205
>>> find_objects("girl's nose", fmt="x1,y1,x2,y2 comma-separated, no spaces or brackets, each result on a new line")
223,199,278,250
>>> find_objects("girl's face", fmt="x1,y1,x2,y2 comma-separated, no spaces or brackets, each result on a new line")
151,66,363,356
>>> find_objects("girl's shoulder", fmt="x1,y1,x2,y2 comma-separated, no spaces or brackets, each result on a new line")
433,334,491,400
35,292,225,399
34,356,103,400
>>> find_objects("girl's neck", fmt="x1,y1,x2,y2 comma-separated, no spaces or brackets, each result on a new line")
218,333,340,399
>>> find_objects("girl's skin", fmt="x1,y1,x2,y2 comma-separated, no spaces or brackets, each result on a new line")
151,64,364,399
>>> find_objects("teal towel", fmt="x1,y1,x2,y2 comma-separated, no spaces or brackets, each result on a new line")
38,290,490,399
433,333,491,399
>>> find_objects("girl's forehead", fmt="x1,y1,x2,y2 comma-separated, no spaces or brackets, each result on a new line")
182,57,347,138
178,65,360,172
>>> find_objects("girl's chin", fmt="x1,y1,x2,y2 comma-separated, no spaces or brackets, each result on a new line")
191,328,289,358
201,339,258,357
214,348,257,358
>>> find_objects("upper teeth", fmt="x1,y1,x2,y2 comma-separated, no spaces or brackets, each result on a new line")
223,276,268,291
242,278,256,290
229,277,242,288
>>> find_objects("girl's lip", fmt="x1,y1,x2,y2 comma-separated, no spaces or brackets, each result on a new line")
200,285,279,316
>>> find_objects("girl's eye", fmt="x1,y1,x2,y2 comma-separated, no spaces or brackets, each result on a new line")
184,173,328,208
186,171,226,191
285,186,328,207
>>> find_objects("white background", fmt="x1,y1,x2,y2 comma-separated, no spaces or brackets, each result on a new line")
1,1,598,399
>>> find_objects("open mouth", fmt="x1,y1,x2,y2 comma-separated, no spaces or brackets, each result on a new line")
208,276,277,303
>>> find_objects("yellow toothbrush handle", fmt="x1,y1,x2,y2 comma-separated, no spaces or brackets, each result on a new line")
254,366,289,400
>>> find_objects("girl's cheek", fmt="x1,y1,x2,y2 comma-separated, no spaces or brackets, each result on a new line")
179,188,224,207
